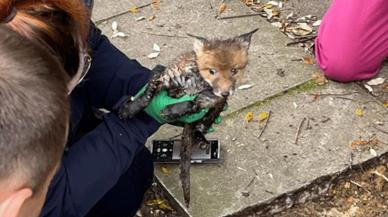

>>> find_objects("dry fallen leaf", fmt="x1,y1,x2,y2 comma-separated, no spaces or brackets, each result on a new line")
245,112,254,122
145,199,173,211
350,139,368,150
286,12,294,19
135,16,146,21
290,23,313,36
218,3,227,14
244,0,255,6
355,108,364,117
112,32,127,38
148,15,156,21
147,43,161,59
128,6,138,13
370,148,378,157
312,94,321,102
258,112,269,122
160,166,171,174
312,72,328,86
364,84,373,92
153,43,161,52
238,84,255,90
350,138,379,150
111,21,127,38
111,21,118,31
302,56,314,65
151,0,160,11
313,20,322,26
271,8,280,17
367,77,386,86
267,1,279,6
147,52,159,59
264,7,280,19
271,22,282,28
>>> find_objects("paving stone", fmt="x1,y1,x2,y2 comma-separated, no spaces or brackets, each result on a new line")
93,0,316,113
92,0,144,22
151,82,388,217
286,0,331,18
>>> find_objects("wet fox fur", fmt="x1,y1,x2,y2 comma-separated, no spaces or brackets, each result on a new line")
118,28,258,206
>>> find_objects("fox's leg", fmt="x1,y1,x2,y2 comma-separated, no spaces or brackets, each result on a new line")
167,87,186,98
160,89,219,120
192,98,227,149
160,89,224,120
118,74,164,119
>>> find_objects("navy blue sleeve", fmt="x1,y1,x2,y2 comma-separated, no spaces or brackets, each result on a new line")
83,24,151,110
41,112,159,217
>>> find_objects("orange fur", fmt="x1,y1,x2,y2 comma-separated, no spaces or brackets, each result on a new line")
197,45,249,96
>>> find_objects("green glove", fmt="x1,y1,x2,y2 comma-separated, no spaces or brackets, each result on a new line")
135,85,208,124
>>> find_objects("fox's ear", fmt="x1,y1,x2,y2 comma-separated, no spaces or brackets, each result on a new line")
236,28,259,50
187,33,206,55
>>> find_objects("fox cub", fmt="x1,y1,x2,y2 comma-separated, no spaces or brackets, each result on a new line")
119,29,257,206
118,28,258,124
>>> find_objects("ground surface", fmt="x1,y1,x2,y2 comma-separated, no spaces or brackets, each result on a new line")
92,0,388,216
274,159,388,217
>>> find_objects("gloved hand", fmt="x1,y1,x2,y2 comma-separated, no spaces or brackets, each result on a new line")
135,85,224,131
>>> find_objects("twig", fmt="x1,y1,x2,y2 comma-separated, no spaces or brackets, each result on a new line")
218,13,265,20
208,0,214,9
95,2,153,24
349,151,354,169
372,171,388,182
257,110,272,139
294,117,306,144
308,92,359,97
305,117,311,130
140,31,188,38
286,35,317,46
245,176,256,189
373,125,388,135
350,180,371,194
168,133,183,140
334,96,355,101
245,170,260,189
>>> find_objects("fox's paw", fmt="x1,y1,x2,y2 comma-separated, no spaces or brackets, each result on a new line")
118,104,134,119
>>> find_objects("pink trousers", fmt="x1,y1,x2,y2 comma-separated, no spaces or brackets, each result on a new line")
315,0,388,82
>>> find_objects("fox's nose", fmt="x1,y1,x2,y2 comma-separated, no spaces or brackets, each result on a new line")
221,92,229,97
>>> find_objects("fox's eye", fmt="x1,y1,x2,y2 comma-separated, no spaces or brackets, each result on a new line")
209,68,217,75
231,68,239,75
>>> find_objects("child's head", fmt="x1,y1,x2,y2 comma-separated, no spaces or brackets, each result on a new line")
0,26,69,217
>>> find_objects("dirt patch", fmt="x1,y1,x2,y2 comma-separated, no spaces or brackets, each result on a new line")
274,163,388,217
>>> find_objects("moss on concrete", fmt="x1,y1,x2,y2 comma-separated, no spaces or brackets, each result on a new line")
225,79,320,119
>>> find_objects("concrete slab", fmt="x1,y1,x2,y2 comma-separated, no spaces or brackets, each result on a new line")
286,0,331,18
151,82,388,217
92,0,145,22
93,0,316,113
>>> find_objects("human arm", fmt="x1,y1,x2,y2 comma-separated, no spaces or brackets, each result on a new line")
40,112,159,217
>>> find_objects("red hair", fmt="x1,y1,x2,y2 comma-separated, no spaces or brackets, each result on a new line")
0,0,89,76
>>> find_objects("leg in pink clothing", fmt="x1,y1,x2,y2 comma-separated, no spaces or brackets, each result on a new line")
315,0,388,82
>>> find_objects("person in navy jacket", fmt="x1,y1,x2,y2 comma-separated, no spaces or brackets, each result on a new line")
1,0,212,217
